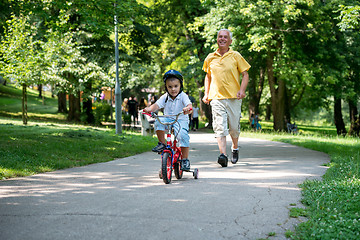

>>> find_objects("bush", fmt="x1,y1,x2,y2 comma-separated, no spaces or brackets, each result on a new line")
122,112,131,124
93,102,112,125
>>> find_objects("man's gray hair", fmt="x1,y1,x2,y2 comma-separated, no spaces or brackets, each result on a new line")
217,29,232,40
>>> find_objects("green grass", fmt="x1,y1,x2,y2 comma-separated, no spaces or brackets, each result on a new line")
0,118,157,179
289,207,308,218
0,84,157,179
0,84,67,122
241,131,360,239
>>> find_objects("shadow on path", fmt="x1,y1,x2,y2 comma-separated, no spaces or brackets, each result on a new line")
0,133,329,240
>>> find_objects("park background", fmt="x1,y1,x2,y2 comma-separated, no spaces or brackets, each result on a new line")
0,1,359,239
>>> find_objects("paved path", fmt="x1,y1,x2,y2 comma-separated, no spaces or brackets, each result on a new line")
0,133,329,240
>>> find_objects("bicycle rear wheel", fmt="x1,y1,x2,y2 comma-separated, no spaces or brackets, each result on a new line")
161,152,172,184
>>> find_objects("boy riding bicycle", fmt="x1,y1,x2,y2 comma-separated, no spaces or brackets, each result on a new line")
142,70,193,171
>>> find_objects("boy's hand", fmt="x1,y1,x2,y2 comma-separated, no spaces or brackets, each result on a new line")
143,107,151,113
183,107,193,115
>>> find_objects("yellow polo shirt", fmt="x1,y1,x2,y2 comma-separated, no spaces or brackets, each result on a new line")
203,49,251,100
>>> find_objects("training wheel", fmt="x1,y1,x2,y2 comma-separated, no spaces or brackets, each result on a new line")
193,168,199,179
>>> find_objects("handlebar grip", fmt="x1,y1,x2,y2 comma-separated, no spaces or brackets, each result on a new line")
140,110,152,117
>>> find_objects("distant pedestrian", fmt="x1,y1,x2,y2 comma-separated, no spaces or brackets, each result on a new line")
252,114,261,131
139,97,148,110
122,98,129,113
191,103,200,131
127,95,138,126
186,92,196,128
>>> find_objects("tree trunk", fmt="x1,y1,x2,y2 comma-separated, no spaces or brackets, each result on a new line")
334,95,346,136
68,92,81,122
248,67,265,121
22,84,28,125
265,104,271,120
284,88,291,124
38,84,42,98
267,55,286,131
198,86,212,128
58,91,68,113
83,81,94,124
348,99,359,136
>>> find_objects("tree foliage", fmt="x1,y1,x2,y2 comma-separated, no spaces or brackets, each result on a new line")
0,0,359,134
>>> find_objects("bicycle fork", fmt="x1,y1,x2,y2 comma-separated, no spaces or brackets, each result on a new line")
165,129,181,166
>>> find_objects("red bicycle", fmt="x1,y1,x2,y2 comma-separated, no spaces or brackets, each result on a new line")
142,110,199,184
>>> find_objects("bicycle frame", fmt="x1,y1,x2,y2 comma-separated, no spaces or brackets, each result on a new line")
163,127,182,167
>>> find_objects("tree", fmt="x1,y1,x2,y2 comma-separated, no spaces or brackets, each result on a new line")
146,0,212,124
337,5,360,31
199,0,318,130
0,14,44,124
33,0,157,123
337,4,360,136
306,1,360,136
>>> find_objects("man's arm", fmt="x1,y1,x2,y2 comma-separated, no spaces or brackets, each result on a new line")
237,71,249,99
202,73,211,104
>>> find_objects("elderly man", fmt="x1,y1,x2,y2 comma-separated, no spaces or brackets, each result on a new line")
202,29,251,167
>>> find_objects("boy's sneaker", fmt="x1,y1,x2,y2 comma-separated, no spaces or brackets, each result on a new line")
152,142,166,153
181,159,191,171
217,153,228,167
231,149,239,164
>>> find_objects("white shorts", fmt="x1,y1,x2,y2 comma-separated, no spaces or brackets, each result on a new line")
154,118,190,147
210,99,242,138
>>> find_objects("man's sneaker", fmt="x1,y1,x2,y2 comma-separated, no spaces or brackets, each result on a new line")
181,159,191,171
152,142,166,153
217,153,228,167
231,149,239,164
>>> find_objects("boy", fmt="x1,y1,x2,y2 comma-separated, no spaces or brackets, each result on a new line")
142,70,193,171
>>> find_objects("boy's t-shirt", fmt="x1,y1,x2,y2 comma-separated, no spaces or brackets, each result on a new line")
155,92,191,121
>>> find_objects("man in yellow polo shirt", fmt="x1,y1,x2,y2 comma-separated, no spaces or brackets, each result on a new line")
202,29,251,167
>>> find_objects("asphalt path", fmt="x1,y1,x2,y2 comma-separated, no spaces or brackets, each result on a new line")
0,132,329,240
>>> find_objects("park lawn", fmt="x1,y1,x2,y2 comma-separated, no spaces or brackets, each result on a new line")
0,118,157,179
0,84,67,122
242,131,360,239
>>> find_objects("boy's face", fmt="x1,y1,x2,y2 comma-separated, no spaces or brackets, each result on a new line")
166,78,181,98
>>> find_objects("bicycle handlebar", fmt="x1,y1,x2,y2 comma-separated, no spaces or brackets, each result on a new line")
140,108,192,126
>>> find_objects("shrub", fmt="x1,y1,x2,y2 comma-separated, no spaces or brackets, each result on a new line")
93,102,112,125
122,112,131,124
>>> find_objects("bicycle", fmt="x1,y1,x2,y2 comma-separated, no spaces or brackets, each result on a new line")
141,110,199,184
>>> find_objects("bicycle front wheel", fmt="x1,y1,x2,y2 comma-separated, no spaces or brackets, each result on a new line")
161,152,172,184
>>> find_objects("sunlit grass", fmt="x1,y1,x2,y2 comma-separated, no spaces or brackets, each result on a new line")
0,118,157,179
240,129,360,239
0,84,65,121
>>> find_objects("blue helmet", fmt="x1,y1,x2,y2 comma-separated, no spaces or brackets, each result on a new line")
163,69,183,84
